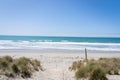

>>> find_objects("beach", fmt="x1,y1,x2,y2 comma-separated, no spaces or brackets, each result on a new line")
0,36,120,80
0,49,120,80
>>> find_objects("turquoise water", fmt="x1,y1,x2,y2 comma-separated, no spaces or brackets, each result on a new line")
0,35,120,52
0,35,120,43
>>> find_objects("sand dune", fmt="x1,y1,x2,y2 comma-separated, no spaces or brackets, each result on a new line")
0,50,120,80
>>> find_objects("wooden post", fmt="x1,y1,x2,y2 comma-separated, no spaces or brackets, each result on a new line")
85,48,88,62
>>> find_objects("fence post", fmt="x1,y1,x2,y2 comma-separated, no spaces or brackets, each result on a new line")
85,48,88,62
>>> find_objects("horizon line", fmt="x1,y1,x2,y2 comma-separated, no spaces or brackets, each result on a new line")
0,34,120,38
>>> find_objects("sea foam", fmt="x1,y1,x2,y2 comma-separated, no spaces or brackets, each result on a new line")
0,40,120,52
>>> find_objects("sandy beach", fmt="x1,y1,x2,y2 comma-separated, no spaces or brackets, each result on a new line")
0,50,120,80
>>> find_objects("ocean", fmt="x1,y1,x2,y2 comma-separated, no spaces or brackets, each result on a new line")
0,35,120,52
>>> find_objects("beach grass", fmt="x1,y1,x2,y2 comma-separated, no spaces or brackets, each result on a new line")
70,58,120,80
0,56,43,78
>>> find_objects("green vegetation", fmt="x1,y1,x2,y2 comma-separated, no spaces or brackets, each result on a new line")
75,66,89,78
89,67,107,80
70,58,120,80
0,56,43,78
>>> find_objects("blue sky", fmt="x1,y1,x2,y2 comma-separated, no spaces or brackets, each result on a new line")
0,0,120,37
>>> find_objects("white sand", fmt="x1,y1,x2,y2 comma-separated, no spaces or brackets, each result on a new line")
0,50,120,80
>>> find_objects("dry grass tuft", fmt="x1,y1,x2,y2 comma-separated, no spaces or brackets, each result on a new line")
0,56,43,78
70,58,120,80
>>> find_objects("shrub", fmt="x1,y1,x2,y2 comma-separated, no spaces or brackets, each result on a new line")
0,56,13,70
76,61,82,69
0,56,42,79
21,70,31,78
0,61,8,69
89,67,107,80
75,66,88,78
3,56,13,62
71,61,77,70
16,57,30,66
31,59,43,71
70,58,120,80
4,71,14,78
33,59,41,67
11,64,19,74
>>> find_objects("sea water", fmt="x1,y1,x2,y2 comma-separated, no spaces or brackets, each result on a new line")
0,35,120,52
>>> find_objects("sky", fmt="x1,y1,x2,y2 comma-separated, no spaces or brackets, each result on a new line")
0,0,120,37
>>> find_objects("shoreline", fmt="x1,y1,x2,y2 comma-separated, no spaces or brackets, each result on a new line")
0,49,120,53
0,49,120,58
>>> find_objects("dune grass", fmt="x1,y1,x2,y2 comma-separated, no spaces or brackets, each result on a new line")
0,56,43,78
70,58,120,80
